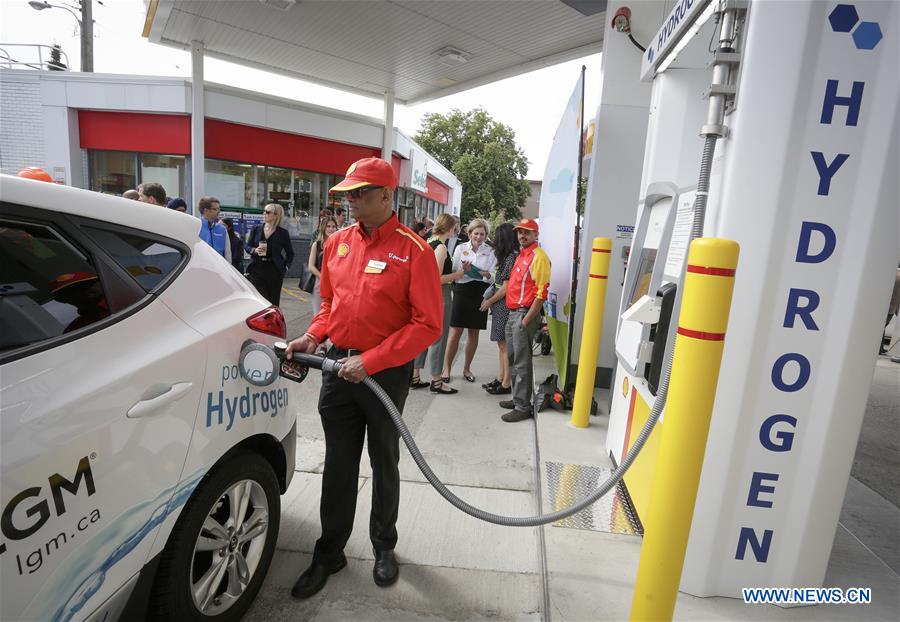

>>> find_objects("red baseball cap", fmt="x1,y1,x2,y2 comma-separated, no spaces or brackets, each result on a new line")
17,167,53,183
330,157,396,192
514,218,539,233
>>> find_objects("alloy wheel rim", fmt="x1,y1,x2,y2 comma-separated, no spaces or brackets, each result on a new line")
189,479,269,615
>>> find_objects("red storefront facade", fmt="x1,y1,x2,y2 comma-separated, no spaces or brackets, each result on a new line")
79,110,452,235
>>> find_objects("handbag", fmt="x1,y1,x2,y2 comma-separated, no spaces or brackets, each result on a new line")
301,271,316,294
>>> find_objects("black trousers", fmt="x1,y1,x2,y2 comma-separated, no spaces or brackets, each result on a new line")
313,349,412,566
247,260,284,306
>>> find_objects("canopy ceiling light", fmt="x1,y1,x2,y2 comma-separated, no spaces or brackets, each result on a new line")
258,0,296,10
434,47,470,67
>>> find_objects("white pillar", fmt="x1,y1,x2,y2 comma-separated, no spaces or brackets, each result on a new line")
190,40,205,215
382,90,395,162
572,1,665,389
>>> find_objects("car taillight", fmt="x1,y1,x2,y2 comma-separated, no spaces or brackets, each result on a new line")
246,306,286,338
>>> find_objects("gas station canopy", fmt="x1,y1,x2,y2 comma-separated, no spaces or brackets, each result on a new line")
143,0,608,105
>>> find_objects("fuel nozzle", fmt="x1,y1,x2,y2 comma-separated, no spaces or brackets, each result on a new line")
273,341,310,383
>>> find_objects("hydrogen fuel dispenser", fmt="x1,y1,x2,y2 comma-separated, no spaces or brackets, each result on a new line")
606,0,898,598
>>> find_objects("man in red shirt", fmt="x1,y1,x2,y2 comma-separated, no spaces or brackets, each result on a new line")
285,157,442,598
499,219,551,422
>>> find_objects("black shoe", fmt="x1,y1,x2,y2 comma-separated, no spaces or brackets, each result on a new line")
291,555,347,599
482,378,501,389
501,409,533,423
499,399,515,410
486,384,511,395
373,549,399,587
430,380,458,394
410,376,430,389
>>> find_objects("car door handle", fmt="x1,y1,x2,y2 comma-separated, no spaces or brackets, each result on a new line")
127,382,194,418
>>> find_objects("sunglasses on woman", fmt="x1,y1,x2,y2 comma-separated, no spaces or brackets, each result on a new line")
346,185,383,199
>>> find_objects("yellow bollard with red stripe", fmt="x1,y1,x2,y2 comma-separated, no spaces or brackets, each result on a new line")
630,238,739,622
571,237,612,428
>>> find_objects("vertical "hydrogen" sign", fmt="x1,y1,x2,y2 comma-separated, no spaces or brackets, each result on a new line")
679,0,897,598
733,3,884,566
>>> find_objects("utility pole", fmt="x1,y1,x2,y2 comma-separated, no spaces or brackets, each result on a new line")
80,0,93,72
29,1,92,71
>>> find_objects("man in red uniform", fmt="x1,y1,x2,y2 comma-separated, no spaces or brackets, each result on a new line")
499,218,551,422
285,157,442,598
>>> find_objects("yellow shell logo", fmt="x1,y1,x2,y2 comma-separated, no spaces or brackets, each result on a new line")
337,243,350,257
346,162,357,176
622,376,629,397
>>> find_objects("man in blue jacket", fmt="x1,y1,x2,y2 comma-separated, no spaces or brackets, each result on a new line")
198,196,232,263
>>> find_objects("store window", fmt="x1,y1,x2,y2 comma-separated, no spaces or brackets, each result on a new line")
307,171,336,235
90,151,137,196
89,150,186,199
265,167,292,209
205,159,263,211
262,168,337,237
140,154,185,202
203,159,353,237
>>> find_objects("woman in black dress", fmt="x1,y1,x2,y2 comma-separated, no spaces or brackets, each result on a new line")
479,223,520,394
442,218,497,383
246,203,294,306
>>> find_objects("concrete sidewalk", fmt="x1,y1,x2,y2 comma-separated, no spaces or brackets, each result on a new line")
247,287,898,620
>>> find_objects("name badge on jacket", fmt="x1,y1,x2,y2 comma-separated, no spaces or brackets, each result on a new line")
365,259,387,274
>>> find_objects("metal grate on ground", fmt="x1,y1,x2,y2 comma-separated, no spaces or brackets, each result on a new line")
545,462,642,536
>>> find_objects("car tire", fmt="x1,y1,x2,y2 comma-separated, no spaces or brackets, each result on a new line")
148,450,281,622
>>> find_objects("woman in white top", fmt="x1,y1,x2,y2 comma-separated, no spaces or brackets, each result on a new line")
442,218,497,383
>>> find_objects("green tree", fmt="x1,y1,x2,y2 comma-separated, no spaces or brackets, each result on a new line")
48,44,67,71
415,108,529,224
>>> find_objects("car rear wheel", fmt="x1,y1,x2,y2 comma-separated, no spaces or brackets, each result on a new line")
149,451,280,621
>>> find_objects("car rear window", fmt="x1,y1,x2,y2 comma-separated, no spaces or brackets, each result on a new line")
0,221,111,352
82,227,184,292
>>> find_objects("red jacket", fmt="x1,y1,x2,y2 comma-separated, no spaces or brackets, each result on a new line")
307,213,442,374
506,242,551,309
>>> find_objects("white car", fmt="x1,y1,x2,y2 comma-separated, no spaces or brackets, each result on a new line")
0,175,299,622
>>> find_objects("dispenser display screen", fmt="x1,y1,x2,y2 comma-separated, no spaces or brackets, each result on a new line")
628,248,657,309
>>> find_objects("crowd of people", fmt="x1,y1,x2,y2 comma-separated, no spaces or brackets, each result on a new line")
402,213,550,424
128,175,549,420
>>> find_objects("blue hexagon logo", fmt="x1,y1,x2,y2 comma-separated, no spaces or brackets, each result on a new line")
852,21,883,49
829,4,859,32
